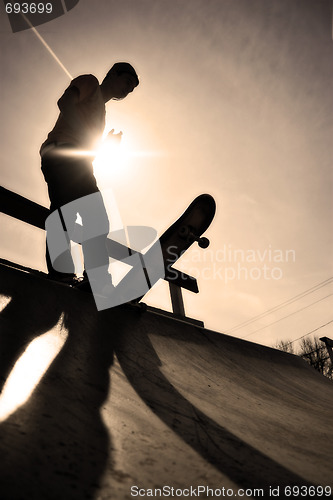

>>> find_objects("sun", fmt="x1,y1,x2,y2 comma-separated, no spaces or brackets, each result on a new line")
93,130,128,177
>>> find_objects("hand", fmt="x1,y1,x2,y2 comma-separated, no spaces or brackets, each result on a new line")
106,129,123,144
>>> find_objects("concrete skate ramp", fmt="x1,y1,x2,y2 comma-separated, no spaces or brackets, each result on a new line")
0,262,332,499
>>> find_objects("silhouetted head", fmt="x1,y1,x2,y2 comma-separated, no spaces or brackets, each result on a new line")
101,62,139,102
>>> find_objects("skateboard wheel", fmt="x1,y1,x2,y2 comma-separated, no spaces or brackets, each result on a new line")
198,237,210,249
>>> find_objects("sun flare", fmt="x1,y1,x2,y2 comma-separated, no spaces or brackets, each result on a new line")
93,132,128,177
0,315,67,422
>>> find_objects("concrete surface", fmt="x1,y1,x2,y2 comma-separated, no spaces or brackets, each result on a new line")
0,262,332,499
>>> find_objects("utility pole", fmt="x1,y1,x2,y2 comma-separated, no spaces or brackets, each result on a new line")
320,337,333,371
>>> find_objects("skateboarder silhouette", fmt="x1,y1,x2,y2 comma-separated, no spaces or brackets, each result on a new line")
40,62,139,293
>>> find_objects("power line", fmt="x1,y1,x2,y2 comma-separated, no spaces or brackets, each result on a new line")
240,293,333,339
284,319,333,347
225,277,333,334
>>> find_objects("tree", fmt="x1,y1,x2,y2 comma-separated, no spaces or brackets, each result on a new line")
275,339,295,354
299,336,332,379
275,336,332,380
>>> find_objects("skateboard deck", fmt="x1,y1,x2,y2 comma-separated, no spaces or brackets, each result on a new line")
94,193,216,309
159,193,216,272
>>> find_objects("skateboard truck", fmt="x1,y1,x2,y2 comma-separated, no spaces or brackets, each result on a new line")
178,225,210,249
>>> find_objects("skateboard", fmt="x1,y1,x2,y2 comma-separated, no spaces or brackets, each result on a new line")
158,193,216,274
99,193,216,308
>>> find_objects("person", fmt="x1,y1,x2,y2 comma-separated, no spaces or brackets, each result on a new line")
40,62,139,294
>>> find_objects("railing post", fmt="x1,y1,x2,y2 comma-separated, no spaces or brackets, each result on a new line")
169,282,185,317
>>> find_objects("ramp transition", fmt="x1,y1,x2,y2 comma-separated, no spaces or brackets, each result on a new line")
0,262,332,499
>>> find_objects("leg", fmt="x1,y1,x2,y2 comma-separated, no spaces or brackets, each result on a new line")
45,205,77,279
42,153,88,279
73,192,112,288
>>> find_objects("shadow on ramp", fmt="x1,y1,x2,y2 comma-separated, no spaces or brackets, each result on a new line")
0,264,115,499
113,310,314,491
0,263,332,498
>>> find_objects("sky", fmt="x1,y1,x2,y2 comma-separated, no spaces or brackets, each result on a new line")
0,0,332,348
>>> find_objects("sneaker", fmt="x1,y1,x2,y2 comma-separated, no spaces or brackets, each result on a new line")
74,277,92,292
48,273,81,286
75,278,115,297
